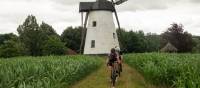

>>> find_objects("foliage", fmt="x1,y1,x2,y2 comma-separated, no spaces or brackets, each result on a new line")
126,31,147,53
42,36,66,55
17,15,42,56
192,36,200,53
17,15,65,56
0,56,102,88
39,22,59,37
0,40,25,58
0,33,26,58
125,53,200,88
117,29,160,53
0,33,17,45
161,23,194,52
1,15,198,58
117,29,145,53
145,33,160,52
61,26,82,53
39,22,65,55
117,29,127,52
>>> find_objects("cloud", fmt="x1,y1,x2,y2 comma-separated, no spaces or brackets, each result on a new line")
0,0,200,36
118,6,200,35
51,0,168,12
191,0,200,3
51,0,93,6
51,0,189,11
0,0,81,34
116,0,169,11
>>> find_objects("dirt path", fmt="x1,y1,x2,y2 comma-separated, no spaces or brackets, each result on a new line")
71,60,156,88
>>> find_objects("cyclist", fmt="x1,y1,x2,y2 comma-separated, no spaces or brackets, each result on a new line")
107,48,121,88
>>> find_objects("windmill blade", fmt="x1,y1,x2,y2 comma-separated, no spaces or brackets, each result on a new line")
111,0,115,4
113,4,127,51
115,0,128,5
114,8,126,51
80,12,89,54
111,0,121,29
81,12,83,27
114,10,121,30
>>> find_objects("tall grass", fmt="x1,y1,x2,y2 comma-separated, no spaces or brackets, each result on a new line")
0,55,102,88
125,53,200,88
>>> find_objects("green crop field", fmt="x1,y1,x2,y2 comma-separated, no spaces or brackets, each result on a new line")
1,53,200,88
124,53,200,88
0,55,102,88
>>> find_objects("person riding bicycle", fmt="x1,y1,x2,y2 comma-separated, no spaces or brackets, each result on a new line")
107,48,121,88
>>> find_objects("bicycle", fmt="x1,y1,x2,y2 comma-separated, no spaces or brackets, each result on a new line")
111,61,119,88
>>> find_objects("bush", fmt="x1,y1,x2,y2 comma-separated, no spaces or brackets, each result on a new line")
0,40,25,58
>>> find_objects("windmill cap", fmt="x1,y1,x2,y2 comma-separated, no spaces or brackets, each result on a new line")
79,1,115,12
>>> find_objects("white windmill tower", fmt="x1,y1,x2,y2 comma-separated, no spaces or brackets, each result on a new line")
79,0,127,55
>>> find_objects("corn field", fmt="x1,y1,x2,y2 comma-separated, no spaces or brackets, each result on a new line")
0,55,102,88
124,53,200,88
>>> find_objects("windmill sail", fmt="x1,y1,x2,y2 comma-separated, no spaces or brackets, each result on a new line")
115,0,128,5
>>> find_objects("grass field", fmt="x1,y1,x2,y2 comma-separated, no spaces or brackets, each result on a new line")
125,53,200,88
71,60,158,88
1,53,200,88
0,55,102,88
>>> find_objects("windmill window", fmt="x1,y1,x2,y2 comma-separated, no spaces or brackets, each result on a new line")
92,21,97,27
113,33,116,39
91,40,95,48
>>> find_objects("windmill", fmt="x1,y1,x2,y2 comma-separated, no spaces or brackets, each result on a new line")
79,0,127,54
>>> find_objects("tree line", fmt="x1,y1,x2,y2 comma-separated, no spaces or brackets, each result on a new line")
0,15,200,58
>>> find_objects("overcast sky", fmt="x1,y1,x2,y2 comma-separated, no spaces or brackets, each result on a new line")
0,0,200,35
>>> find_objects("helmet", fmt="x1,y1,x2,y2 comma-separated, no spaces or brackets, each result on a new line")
111,48,116,53
115,46,120,53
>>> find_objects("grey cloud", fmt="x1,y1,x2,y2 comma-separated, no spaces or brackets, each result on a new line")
116,0,168,11
52,0,171,12
191,0,200,3
52,0,200,12
1,0,200,35
2,0,200,11
51,0,93,5
0,13,28,25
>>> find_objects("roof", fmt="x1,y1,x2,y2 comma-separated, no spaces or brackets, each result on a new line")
79,0,115,12
160,42,178,52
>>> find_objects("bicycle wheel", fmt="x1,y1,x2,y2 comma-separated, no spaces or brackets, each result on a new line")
111,62,118,87
111,69,116,86
118,64,122,77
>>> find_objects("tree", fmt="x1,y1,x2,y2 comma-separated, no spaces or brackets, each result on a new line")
192,36,200,53
39,22,59,37
0,34,25,58
127,30,147,53
117,29,147,53
61,26,82,53
17,15,42,56
117,28,128,52
17,15,66,56
161,23,194,52
39,22,63,55
42,35,66,55
145,33,160,52
0,33,17,45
